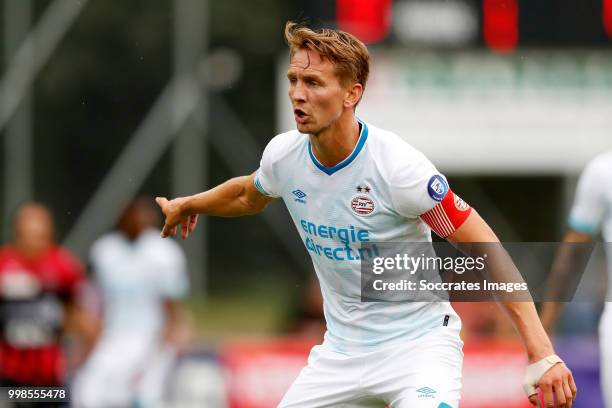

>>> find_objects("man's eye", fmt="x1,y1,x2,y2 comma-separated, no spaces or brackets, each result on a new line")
288,78,297,84
308,80,318,86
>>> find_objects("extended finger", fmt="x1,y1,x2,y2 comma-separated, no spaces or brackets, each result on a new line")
155,197,168,209
181,219,189,240
161,222,173,238
563,380,573,408
568,373,577,398
541,382,554,408
554,381,566,408
189,214,198,232
528,394,541,408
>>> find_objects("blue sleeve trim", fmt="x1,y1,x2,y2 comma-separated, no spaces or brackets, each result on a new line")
253,176,272,197
568,214,599,235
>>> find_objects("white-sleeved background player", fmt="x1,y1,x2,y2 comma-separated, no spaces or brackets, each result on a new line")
73,198,190,408
156,21,576,408
541,151,612,406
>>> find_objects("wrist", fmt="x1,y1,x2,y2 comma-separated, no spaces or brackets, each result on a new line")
178,196,194,217
527,344,555,363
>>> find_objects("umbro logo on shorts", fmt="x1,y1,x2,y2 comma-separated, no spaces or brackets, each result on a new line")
416,386,437,398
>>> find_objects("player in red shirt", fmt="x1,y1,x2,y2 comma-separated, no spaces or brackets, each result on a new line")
0,203,99,393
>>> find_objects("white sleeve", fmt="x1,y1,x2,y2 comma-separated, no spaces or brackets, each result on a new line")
568,160,605,235
253,139,282,198
157,243,189,299
88,238,106,280
389,151,449,219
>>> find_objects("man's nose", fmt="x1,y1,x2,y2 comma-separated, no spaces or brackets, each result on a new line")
290,82,306,103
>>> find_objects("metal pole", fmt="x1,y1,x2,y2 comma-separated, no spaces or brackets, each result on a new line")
3,0,32,239
63,71,203,256
173,0,208,296
0,0,89,134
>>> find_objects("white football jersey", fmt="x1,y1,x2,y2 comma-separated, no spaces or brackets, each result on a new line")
568,151,612,301
90,228,189,339
569,151,612,242
255,119,460,352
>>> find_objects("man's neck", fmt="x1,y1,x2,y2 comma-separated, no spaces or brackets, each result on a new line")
309,115,360,167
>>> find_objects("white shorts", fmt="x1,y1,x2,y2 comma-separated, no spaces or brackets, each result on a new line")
72,335,166,408
278,327,463,408
600,303,612,407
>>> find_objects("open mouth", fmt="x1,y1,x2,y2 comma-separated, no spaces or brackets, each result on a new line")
294,108,307,120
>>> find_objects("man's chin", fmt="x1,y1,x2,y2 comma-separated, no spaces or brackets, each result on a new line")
296,122,312,134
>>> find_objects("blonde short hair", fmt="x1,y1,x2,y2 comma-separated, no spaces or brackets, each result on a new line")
284,21,370,89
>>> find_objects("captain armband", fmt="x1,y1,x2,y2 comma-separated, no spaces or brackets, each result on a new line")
420,189,472,238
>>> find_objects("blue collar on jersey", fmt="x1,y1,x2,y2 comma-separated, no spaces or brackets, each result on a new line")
308,119,369,176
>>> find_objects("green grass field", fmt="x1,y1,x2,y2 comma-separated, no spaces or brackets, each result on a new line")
187,282,296,340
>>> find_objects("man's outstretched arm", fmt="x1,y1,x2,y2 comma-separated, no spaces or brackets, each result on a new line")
447,210,577,408
156,172,274,239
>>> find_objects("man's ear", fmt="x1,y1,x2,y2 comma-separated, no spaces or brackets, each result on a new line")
344,83,363,109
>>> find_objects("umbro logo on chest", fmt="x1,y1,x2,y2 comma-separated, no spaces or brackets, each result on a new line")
292,189,307,204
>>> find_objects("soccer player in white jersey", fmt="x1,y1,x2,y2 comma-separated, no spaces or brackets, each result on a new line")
156,22,576,408
541,151,612,406
73,198,190,407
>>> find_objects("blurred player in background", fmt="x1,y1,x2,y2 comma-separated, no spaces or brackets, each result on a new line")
73,197,190,408
541,151,612,406
0,202,99,406
156,22,576,407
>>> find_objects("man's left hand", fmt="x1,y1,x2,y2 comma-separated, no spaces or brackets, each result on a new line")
527,362,577,408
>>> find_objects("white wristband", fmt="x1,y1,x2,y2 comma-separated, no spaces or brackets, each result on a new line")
523,354,564,396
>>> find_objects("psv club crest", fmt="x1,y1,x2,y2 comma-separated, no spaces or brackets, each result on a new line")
351,196,375,215
351,184,375,216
